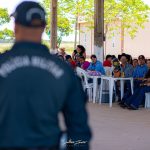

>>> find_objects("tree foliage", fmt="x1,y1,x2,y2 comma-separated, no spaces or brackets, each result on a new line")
0,8,14,40
0,8,10,25
42,0,93,44
42,0,73,38
0,28,14,40
42,0,150,40
104,0,150,38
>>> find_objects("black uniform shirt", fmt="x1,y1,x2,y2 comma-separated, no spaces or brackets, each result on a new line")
0,41,91,149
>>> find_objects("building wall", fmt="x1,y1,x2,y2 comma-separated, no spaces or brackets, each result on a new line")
104,29,121,57
79,21,150,58
79,23,94,56
124,22,150,58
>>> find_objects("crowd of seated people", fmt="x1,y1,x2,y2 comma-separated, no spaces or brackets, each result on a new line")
56,45,106,76
118,55,150,110
56,46,150,110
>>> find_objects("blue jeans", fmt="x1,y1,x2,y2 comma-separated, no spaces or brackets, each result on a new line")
122,80,142,103
125,86,150,108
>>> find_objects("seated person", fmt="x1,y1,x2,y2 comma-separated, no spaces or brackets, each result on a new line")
103,55,112,67
65,55,76,69
111,55,117,61
72,45,86,61
58,47,67,60
121,78,150,110
88,55,105,75
75,53,81,67
132,59,138,68
79,56,90,70
57,54,64,61
120,55,148,103
116,54,134,101
112,58,121,77
118,53,134,78
146,59,150,69
133,55,148,87
121,71,150,110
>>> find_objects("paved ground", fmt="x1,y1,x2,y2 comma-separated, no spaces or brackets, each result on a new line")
88,103,150,150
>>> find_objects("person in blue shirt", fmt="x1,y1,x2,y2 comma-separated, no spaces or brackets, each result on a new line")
133,55,148,79
120,55,148,107
88,54,105,75
121,70,150,110
132,55,148,89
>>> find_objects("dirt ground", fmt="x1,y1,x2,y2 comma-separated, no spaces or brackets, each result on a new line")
88,103,150,150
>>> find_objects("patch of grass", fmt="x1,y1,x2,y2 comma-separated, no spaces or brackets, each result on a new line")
0,43,12,53
0,42,75,55
43,41,75,55
59,42,75,55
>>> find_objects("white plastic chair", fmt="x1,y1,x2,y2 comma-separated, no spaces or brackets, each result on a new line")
145,93,150,108
76,67,93,102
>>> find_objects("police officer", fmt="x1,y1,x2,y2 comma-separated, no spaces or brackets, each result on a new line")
0,1,91,150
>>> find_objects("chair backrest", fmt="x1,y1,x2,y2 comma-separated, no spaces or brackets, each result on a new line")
104,67,113,76
76,67,91,86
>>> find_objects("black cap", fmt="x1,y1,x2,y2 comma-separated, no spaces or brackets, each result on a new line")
11,1,46,28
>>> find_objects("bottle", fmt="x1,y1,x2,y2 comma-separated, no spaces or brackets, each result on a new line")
121,72,125,78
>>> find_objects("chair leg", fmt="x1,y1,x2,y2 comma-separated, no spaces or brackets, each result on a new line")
145,97,147,108
90,88,93,102
99,79,103,104
145,94,150,108
96,86,100,103
87,88,91,102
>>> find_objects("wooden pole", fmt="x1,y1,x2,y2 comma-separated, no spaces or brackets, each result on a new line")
94,0,104,61
50,0,57,53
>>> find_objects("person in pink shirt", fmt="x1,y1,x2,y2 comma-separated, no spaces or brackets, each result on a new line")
79,56,90,70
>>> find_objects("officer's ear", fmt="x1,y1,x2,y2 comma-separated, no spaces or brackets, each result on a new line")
14,23,22,35
14,23,19,37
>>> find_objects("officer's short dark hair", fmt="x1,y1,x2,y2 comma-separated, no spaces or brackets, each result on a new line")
91,55,97,59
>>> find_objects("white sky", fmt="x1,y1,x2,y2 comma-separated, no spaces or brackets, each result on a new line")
0,0,150,41
0,0,149,14
0,0,41,14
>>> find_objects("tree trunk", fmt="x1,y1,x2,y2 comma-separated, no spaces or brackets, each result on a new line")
94,0,104,62
104,24,108,57
50,0,58,53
